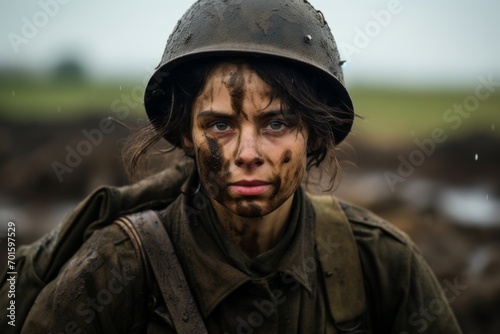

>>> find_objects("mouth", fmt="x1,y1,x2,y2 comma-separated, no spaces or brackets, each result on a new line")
229,180,272,196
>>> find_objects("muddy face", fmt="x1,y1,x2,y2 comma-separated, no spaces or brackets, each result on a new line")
184,62,308,218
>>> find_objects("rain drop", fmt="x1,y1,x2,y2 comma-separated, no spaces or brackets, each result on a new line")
119,85,122,91
12,91,15,97
486,194,489,201
475,154,478,161
58,107,61,113
493,124,496,131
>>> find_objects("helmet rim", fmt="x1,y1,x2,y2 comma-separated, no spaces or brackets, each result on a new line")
144,0,354,145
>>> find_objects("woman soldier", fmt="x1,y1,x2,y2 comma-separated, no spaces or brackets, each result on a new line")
20,0,462,333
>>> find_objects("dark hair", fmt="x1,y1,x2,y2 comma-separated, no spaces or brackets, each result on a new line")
123,56,353,188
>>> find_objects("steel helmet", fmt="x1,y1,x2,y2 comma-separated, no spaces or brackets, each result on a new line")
144,0,354,145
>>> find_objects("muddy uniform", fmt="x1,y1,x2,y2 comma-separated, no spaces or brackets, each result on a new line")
21,174,462,333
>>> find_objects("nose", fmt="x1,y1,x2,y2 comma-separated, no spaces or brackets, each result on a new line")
234,127,264,169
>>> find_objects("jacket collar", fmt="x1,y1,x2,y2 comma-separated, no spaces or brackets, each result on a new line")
169,177,316,318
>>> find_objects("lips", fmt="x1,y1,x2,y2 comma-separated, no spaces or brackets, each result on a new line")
229,180,271,196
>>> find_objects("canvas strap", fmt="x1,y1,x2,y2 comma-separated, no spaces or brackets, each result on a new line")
309,195,367,333
116,197,366,333
115,210,208,334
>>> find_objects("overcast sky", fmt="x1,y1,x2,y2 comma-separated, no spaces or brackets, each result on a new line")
2,0,499,87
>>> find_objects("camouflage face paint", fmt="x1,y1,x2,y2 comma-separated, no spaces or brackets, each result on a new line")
190,62,308,219
226,67,245,116
281,149,292,165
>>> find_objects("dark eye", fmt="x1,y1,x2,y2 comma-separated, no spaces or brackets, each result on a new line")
213,122,230,132
267,121,286,131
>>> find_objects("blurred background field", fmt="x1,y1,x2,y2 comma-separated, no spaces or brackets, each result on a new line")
2,77,497,137
1,0,499,333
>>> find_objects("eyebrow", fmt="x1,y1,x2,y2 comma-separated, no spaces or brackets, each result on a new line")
197,110,234,120
197,110,289,121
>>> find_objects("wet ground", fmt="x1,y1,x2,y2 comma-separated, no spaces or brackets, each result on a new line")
1,116,499,333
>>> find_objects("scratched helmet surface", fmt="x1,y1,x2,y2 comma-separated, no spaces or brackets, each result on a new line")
144,0,354,145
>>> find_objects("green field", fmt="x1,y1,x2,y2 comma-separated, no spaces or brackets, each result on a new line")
0,79,141,120
349,86,499,144
1,78,498,145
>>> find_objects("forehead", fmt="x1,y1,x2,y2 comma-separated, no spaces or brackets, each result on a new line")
201,62,270,93
194,61,278,113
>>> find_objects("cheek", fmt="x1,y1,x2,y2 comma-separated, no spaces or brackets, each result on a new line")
279,136,308,169
195,135,231,195
282,156,306,184
274,142,308,193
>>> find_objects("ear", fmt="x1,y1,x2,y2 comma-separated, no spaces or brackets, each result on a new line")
181,133,195,157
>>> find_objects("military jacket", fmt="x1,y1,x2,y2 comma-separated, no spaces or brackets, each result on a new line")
21,175,462,333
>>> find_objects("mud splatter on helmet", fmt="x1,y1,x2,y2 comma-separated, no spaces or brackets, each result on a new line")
144,0,354,144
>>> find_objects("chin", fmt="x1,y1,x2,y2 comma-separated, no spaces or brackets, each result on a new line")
229,198,281,218
213,191,292,218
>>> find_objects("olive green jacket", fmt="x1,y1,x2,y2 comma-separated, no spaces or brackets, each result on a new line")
18,163,462,333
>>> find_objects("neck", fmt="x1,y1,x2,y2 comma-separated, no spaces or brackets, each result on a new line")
211,195,294,259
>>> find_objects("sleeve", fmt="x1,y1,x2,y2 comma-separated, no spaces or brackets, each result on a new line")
390,245,463,334
356,226,463,334
21,224,148,334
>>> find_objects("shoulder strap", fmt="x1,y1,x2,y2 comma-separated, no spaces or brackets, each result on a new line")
115,200,365,333
340,201,408,244
309,195,367,332
114,210,208,334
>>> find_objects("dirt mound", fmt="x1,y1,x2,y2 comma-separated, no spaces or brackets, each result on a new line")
1,117,499,332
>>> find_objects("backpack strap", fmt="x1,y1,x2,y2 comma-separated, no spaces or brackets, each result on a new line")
114,199,366,333
114,210,208,334
309,195,367,333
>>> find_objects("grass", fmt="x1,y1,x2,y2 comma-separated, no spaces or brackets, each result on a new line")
349,86,499,145
0,79,143,120
1,78,498,144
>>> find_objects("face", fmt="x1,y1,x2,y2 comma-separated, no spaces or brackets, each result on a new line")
183,62,308,218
